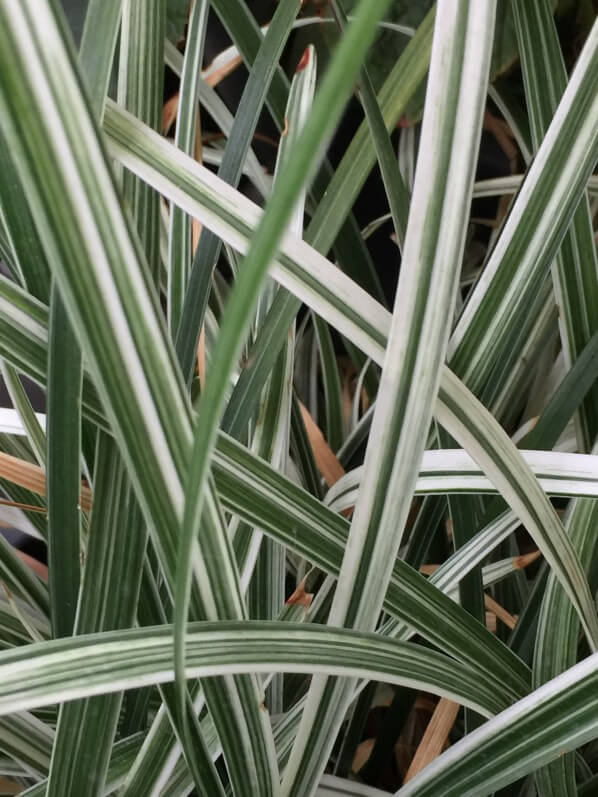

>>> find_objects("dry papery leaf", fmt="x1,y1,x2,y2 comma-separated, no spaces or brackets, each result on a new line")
0,451,92,512
484,594,518,630
403,698,460,783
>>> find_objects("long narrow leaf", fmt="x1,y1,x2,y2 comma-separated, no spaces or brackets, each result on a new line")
437,369,598,648
0,280,532,698
448,17,598,402
175,0,302,381
78,0,122,120
167,0,209,333
46,434,145,796
0,364,45,467
175,0,395,781
0,4,278,795
46,286,81,639
118,0,165,280
283,6,496,794
103,97,598,655
513,0,598,452
0,622,514,719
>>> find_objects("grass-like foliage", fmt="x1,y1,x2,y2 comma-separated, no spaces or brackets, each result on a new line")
0,0,597,794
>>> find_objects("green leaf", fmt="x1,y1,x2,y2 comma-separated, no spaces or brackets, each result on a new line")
0,363,45,467
0,713,53,779
104,100,389,361
176,4,398,790
521,330,598,451
437,369,598,649
166,0,188,44
174,0,302,382
533,496,598,796
448,16,598,404
247,48,316,715
167,0,209,333
19,732,146,796
164,38,271,198
312,317,345,452
318,776,391,797
0,5,276,795
282,6,496,793
46,286,81,639
0,0,189,613
305,7,434,257
0,131,50,303
513,0,598,452
511,7,598,785
0,290,535,699
46,434,146,796
2,0,598,790
327,449,598,506
0,534,48,620
174,3,394,779
78,0,122,120
118,0,165,281
0,622,514,719
192,0,400,346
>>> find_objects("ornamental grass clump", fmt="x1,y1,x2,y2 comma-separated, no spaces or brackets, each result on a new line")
0,0,596,795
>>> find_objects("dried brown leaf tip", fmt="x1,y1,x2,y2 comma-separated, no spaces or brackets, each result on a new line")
162,93,179,136
298,401,345,487
285,579,313,608
296,47,311,72
514,550,541,569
